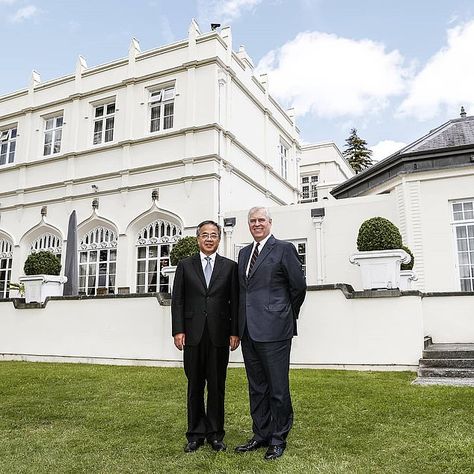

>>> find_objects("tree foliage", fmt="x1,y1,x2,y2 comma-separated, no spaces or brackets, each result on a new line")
343,128,373,174
170,236,199,266
24,251,61,275
357,217,403,251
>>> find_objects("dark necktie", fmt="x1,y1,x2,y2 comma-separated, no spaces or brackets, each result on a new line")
247,242,259,276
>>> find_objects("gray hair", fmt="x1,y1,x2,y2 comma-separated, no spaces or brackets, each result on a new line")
247,206,272,222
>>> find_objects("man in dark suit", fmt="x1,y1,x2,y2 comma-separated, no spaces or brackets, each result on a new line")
172,220,239,453
235,206,306,460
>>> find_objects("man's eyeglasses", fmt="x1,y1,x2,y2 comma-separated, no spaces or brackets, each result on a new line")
199,233,219,240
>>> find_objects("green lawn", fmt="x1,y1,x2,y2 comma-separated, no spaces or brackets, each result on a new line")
0,362,473,473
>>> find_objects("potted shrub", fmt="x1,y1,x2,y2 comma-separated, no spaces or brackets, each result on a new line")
349,217,410,290
19,251,67,303
399,245,417,290
160,236,199,292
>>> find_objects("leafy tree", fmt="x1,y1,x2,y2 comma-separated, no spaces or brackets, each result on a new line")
343,128,373,174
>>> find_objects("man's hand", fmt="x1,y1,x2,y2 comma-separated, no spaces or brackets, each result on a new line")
229,336,240,351
174,333,185,351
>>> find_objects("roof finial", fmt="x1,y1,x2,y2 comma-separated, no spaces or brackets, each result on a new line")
460,106,467,118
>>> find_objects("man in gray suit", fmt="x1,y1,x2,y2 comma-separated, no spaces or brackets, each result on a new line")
235,206,306,460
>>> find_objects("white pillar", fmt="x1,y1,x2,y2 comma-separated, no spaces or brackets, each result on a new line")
313,216,324,284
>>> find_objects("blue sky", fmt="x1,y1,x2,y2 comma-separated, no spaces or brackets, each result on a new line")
2,0,474,159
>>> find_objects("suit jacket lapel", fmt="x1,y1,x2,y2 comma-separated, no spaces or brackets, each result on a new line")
192,254,207,291
248,235,276,279
208,254,223,289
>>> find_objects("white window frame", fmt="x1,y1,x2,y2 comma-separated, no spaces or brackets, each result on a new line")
43,114,63,156
300,174,319,203
79,227,118,295
93,101,115,145
0,238,13,299
149,86,175,133
279,141,289,180
0,126,17,166
287,239,307,276
451,199,474,292
30,233,62,257
136,219,181,293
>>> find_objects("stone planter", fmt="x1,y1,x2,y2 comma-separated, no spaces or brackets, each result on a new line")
161,265,177,292
399,270,418,290
19,275,68,304
349,249,410,290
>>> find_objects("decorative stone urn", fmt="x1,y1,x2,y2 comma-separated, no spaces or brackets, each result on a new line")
349,249,411,290
19,275,68,304
161,266,177,292
399,269,418,291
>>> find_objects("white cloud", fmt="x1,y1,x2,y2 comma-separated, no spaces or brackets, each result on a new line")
256,31,408,119
9,5,38,23
370,140,406,162
399,20,474,120
198,0,262,25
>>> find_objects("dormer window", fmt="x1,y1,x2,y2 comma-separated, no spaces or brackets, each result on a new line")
93,101,115,145
149,86,175,132
0,126,17,166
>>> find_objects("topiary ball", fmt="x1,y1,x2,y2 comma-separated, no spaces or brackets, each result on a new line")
170,236,199,266
357,217,403,251
24,251,61,276
401,245,414,271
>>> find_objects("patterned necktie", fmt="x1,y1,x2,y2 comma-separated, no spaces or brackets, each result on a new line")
204,256,212,287
247,242,260,276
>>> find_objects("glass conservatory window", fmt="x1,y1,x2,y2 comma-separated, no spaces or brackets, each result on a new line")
0,238,13,298
79,227,118,295
136,220,181,293
452,200,474,291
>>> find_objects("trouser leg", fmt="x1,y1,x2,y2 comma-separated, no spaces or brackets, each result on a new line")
205,343,229,442
241,331,271,442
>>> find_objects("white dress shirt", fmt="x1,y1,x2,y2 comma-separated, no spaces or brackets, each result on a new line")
200,251,217,274
246,234,271,276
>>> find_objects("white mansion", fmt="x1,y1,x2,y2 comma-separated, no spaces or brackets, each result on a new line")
0,21,351,298
1,22,474,369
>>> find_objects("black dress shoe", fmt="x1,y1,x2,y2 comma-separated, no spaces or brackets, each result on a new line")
184,439,204,453
209,440,227,452
234,438,269,453
264,444,285,460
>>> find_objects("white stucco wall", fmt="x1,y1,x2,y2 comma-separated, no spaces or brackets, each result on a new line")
0,288,428,369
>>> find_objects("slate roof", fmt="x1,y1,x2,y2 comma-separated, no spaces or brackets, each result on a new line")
402,115,474,154
331,113,474,199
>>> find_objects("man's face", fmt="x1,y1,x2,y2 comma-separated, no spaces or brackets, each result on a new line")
197,223,220,256
248,209,272,242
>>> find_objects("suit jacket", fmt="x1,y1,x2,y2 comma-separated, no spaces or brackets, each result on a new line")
238,235,306,342
172,253,239,347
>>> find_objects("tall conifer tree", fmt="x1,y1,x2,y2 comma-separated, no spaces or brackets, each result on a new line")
343,128,373,174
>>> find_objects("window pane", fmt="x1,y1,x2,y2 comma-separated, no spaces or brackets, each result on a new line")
56,116,63,127
464,202,473,211
80,252,88,263
457,227,467,238
453,203,462,212
98,274,107,286
149,246,158,258
459,252,469,265
458,239,468,251
461,279,472,292
460,266,470,278
137,260,146,272
453,212,463,221
95,106,104,117
137,273,146,285
137,247,146,259
106,103,115,115
110,250,117,261
89,251,97,262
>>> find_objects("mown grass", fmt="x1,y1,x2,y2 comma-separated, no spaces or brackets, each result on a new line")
0,362,473,473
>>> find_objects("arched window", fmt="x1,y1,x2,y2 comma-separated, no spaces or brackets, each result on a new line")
30,233,62,259
79,226,117,295
0,238,13,299
136,220,181,293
